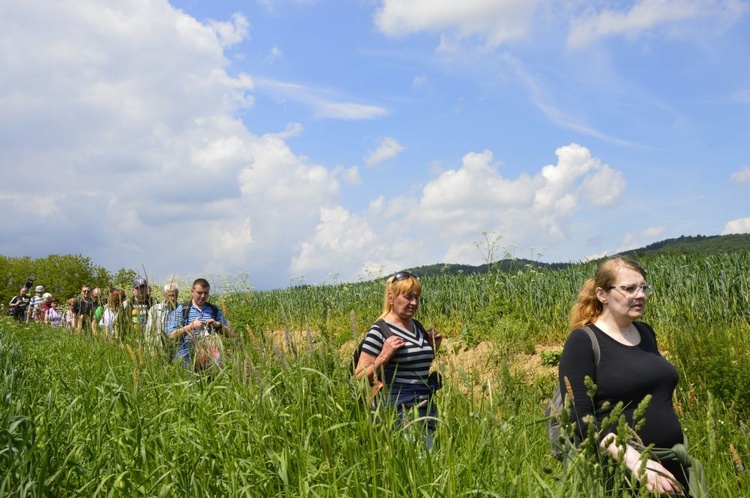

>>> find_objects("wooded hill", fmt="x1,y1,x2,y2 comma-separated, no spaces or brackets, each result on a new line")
407,233,750,278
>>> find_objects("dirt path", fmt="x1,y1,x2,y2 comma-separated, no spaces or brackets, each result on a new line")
267,328,560,388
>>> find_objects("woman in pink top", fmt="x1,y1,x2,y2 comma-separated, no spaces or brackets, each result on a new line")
45,298,63,327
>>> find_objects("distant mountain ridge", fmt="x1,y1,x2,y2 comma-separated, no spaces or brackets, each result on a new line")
406,233,750,278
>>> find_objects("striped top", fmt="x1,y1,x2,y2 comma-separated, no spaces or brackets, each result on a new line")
360,319,434,389
168,302,227,361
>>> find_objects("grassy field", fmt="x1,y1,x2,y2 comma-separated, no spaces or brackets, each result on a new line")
2,252,750,496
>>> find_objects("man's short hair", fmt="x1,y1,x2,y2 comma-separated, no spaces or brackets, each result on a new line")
163,282,179,293
192,278,210,289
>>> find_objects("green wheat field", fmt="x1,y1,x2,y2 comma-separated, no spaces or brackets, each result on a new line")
2,252,749,496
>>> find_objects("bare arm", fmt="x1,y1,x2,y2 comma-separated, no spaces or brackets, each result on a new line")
354,336,405,384
601,435,680,495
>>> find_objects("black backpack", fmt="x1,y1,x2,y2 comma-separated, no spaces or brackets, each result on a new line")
545,325,600,460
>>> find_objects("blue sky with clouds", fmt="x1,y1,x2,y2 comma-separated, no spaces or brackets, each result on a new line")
1,0,748,290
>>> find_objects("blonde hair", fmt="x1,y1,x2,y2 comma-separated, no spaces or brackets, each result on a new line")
378,273,422,320
569,257,647,330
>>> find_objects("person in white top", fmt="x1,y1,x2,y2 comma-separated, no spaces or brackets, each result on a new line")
99,289,125,339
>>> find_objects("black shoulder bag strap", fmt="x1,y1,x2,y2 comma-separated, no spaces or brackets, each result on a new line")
375,319,394,342
180,301,192,325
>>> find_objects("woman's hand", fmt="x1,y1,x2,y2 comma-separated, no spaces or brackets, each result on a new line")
640,459,682,496
427,327,442,351
613,441,682,496
379,335,405,362
354,337,404,383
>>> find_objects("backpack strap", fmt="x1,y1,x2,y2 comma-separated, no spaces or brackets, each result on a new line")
580,325,601,367
375,319,394,341
181,301,220,326
180,301,192,325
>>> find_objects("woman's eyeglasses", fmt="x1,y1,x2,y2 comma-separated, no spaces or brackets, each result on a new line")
608,283,654,297
390,271,418,282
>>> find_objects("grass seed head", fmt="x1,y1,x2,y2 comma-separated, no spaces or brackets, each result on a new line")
730,443,745,473
563,376,574,401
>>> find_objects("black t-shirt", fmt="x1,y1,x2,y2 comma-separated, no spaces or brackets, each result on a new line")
558,322,683,449
72,298,95,317
10,295,30,308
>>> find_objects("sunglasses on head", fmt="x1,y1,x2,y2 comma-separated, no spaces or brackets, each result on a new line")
391,271,418,282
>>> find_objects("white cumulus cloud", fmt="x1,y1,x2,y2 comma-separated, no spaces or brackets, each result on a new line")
722,218,750,234
290,206,378,281
0,0,351,288
407,143,625,261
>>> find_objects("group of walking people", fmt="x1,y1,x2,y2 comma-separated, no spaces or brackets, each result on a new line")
355,257,706,496
6,277,230,372
6,257,707,495
7,284,65,325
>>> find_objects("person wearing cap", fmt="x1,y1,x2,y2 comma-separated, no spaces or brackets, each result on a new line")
27,285,45,322
42,292,52,308
8,287,30,321
34,292,53,323
72,285,96,334
124,277,158,335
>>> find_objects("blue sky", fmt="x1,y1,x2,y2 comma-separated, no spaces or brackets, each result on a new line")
1,0,748,290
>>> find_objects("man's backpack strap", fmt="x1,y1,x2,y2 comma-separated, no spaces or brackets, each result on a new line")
180,301,192,325
180,301,219,326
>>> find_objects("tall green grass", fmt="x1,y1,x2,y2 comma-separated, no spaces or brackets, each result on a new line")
2,252,749,496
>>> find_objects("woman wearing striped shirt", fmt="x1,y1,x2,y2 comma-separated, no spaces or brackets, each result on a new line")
355,271,443,447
